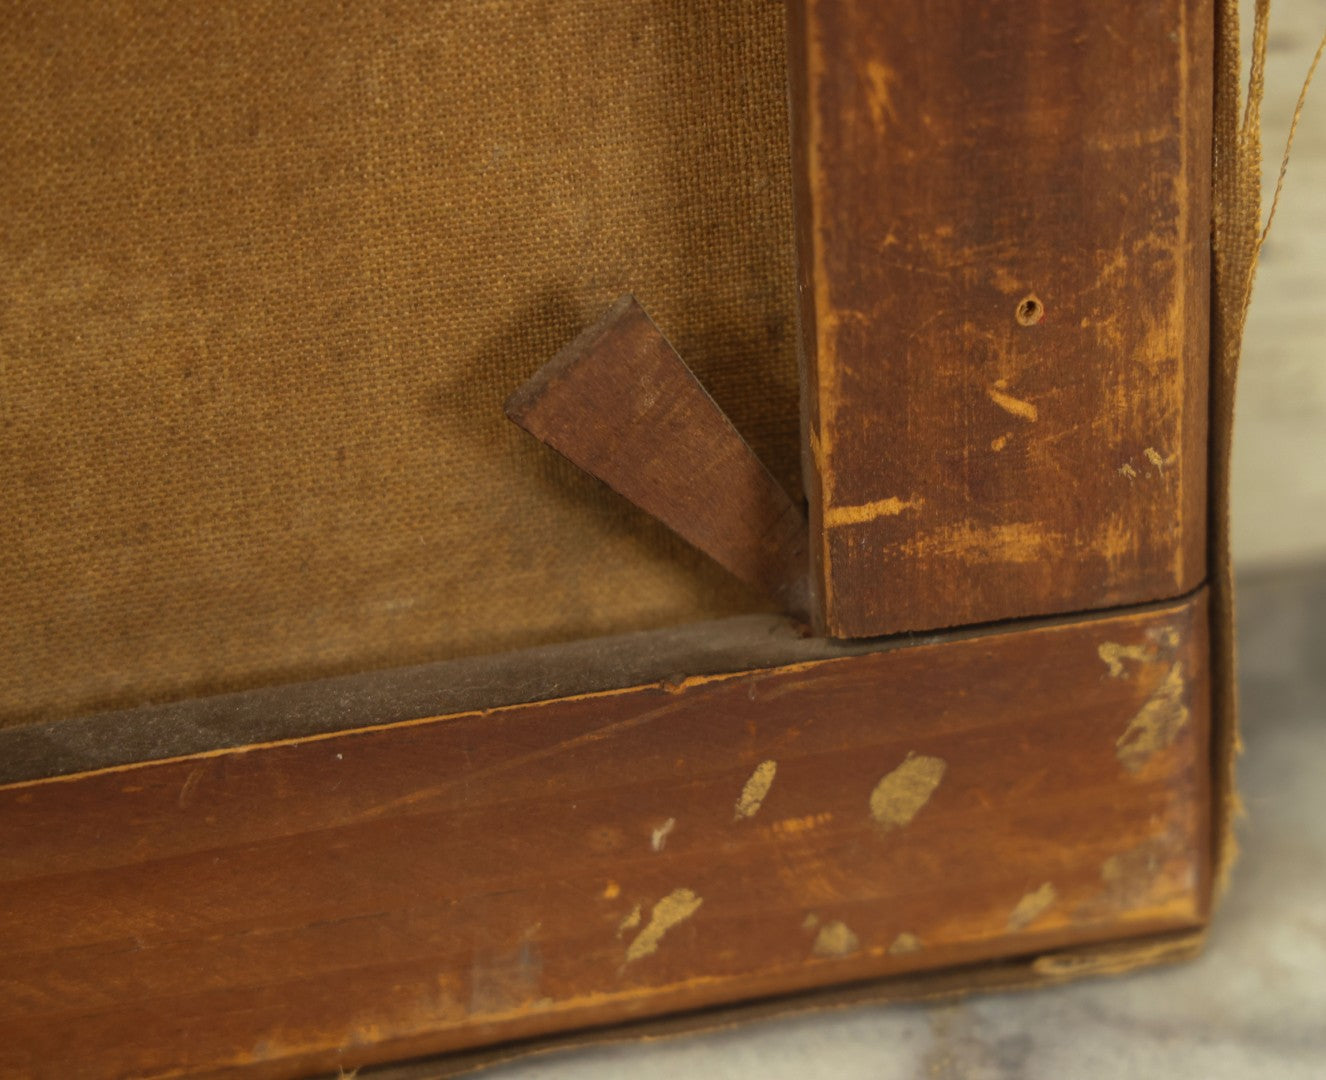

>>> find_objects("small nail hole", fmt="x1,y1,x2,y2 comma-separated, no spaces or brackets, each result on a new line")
1016,295,1044,326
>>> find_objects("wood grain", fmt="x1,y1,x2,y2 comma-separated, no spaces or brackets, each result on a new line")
787,0,1214,637
0,592,1210,1079
506,295,809,617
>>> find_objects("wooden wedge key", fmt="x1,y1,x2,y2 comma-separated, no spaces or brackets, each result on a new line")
506,295,809,619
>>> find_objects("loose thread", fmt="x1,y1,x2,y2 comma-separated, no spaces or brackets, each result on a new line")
1260,27,1326,251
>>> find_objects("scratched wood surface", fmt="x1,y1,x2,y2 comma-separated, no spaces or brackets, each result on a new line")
0,592,1209,1079
506,295,810,617
787,0,1213,637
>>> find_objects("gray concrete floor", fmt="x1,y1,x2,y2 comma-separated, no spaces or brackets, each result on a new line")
490,567,1326,1078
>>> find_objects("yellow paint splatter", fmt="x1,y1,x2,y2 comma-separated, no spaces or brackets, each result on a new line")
888,932,923,955
870,752,947,831
812,920,859,957
624,889,703,963
1148,625,1180,649
1119,463,1138,480
1144,447,1165,472
1116,663,1190,773
734,760,777,820
1008,882,1058,930
1097,641,1156,678
991,434,1010,452
617,904,642,938
824,495,924,528
987,380,1039,422
602,881,620,900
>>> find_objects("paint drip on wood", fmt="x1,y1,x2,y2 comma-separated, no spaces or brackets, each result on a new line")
1008,882,1058,931
624,888,703,963
1098,641,1157,678
616,904,642,938
811,920,859,957
1116,663,1189,773
870,752,947,831
650,817,676,852
888,931,923,955
734,759,778,820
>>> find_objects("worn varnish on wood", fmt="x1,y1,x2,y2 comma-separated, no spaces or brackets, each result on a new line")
788,0,1213,637
0,592,1210,1079
506,296,810,618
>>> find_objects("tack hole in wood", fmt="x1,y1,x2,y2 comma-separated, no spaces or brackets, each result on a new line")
1015,295,1045,326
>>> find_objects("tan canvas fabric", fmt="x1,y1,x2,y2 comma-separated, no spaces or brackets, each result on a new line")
0,1,800,725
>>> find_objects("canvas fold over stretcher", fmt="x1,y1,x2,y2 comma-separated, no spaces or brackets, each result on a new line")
0,0,1270,1077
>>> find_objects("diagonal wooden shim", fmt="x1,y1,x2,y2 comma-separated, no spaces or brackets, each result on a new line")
506,295,810,618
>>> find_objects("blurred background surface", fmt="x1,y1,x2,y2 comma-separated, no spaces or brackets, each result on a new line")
1234,0,1326,568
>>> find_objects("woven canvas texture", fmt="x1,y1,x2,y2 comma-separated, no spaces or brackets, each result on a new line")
0,1,800,726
